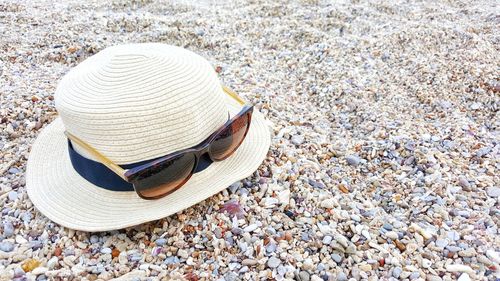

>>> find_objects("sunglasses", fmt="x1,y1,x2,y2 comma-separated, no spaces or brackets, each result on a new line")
65,86,253,200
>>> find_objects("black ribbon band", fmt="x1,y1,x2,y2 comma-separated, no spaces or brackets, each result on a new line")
67,141,212,192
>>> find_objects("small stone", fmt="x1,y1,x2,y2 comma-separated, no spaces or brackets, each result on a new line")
427,275,443,281
291,135,304,145
0,241,15,252
458,176,471,190
302,258,314,270
177,249,189,259
242,259,257,266
322,235,332,245
409,272,420,280
155,238,167,246
457,273,471,281
470,102,482,110
392,267,403,278
382,223,393,231
435,239,448,248
47,257,58,269
31,267,47,275
447,231,460,241
320,198,335,209
346,154,361,166
243,224,258,232
384,231,398,240
297,271,310,281
3,221,14,237
100,247,112,254
277,189,290,205
336,272,347,281
333,234,349,248
89,235,99,244
8,191,18,201
8,167,19,174
267,256,281,268
331,253,342,263
21,259,41,272
446,264,475,275
486,187,500,198
118,252,128,264
422,258,432,268
359,264,371,271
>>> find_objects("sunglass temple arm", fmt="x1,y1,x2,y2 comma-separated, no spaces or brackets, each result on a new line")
64,131,129,181
222,85,246,105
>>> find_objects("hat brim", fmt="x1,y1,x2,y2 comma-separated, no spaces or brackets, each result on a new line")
26,97,271,231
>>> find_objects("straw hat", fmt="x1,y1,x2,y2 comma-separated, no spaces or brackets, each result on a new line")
26,43,271,231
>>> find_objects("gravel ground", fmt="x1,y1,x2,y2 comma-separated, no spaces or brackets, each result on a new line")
1,0,499,280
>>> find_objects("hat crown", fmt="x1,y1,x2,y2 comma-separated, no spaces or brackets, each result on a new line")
55,43,228,164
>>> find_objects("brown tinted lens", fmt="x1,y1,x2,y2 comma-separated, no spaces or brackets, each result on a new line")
133,153,196,199
210,112,250,161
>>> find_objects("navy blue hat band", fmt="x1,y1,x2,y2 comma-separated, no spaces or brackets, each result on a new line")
67,141,212,192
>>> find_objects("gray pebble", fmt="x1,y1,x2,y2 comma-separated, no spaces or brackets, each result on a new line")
331,253,342,263
291,135,304,145
297,271,310,281
100,247,112,254
486,187,500,198
336,272,348,281
89,235,99,244
392,267,403,278
155,238,167,246
447,246,462,252
435,239,448,248
8,167,20,174
267,256,281,268
322,235,332,245
447,230,460,241
3,221,14,237
409,272,420,280
383,223,393,231
0,241,15,252
8,191,18,201
346,154,361,166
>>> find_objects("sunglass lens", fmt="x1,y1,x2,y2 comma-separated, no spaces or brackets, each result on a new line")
133,153,196,199
209,112,251,161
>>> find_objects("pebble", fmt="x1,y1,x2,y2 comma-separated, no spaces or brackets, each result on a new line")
392,267,403,278
0,241,15,252
31,267,47,275
384,231,398,240
291,135,304,145
177,249,189,259
8,191,18,201
457,273,471,281
297,271,310,281
336,272,348,281
3,221,15,237
382,223,393,231
322,235,332,245
486,186,500,197
243,224,258,232
435,239,448,248
155,238,167,246
320,198,335,209
100,247,112,254
446,264,475,275
47,257,58,269
242,259,257,266
267,256,281,268
331,253,342,263
447,230,460,241
345,154,361,166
